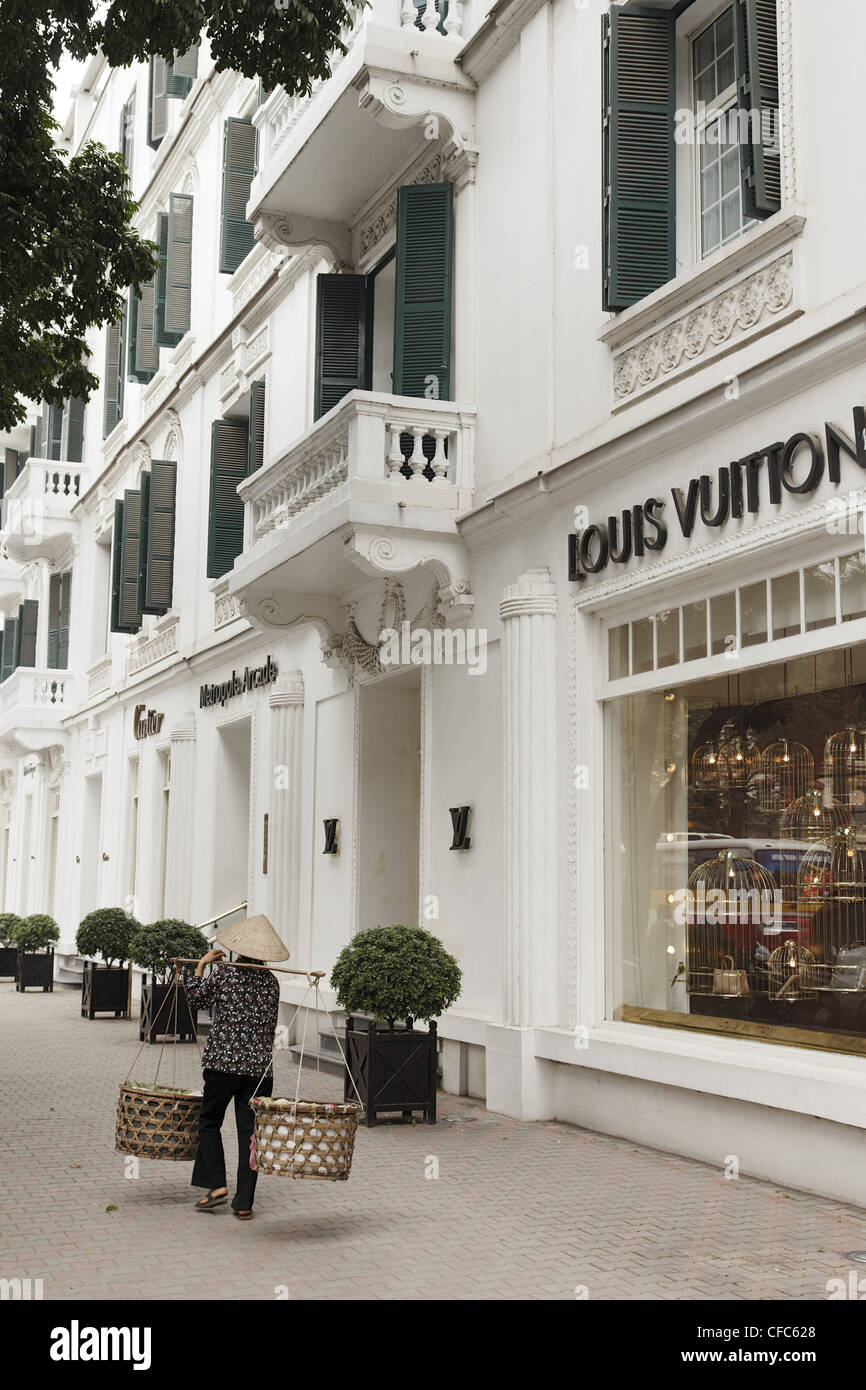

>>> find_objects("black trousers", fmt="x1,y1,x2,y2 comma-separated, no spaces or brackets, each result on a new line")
191,1069,273,1211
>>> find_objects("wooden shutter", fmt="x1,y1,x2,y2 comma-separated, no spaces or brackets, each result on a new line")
247,380,265,475
219,119,258,275
119,489,143,631
207,419,249,579
1,618,17,681
2,448,20,495
47,571,71,669
393,182,453,400
103,318,125,437
143,459,177,613
154,213,183,350
110,499,133,634
35,404,49,458
314,274,369,420
137,471,151,616
165,193,193,338
735,0,781,218
602,5,676,312
18,599,38,668
58,571,71,668
47,404,64,461
128,284,158,383
61,397,85,463
166,45,199,97
119,92,135,185
148,56,169,147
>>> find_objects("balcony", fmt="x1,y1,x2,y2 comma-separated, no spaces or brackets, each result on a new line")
1,459,88,563
230,390,475,617
0,666,74,754
251,1,475,259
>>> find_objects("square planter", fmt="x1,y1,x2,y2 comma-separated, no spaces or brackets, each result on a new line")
140,977,198,1044
344,1015,438,1127
0,945,18,980
81,961,131,1019
16,949,54,992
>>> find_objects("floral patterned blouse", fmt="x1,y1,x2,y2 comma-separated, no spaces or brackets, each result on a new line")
184,963,280,1077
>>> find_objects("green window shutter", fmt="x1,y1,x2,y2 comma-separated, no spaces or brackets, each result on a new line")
165,192,193,338
735,0,781,219
128,284,158,383
207,419,249,579
147,57,169,148
154,213,183,350
137,471,151,617
119,93,135,185
47,572,61,669
119,489,143,631
2,448,18,496
165,44,199,97
110,500,132,634
1,618,17,681
103,318,125,437
247,380,265,475
47,404,64,461
18,599,38,668
35,403,49,458
314,273,369,420
602,5,676,313
58,570,71,668
144,459,177,613
393,182,453,400
219,118,258,275
61,397,85,463
29,425,36,458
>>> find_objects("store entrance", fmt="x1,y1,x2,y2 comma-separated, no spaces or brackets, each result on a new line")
213,719,252,927
357,668,422,934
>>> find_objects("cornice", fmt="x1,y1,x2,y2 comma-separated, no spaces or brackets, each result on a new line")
457,0,548,83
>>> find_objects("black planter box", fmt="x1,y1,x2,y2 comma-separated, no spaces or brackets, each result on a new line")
344,1015,438,1126
0,945,17,979
81,961,131,1019
140,977,198,1043
16,949,54,992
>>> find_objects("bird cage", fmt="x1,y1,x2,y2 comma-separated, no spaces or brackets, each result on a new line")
716,722,760,792
759,738,814,812
684,850,778,994
779,790,852,893
691,737,720,792
823,726,866,809
797,826,866,970
768,939,817,1001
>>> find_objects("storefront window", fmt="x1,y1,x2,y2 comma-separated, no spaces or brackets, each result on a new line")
607,644,866,1054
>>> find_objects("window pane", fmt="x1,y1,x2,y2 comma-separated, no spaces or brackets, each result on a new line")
717,46,735,91
683,601,708,662
696,66,717,104
804,561,836,632
609,624,629,681
694,28,714,76
740,581,767,647
702,206,721,255
841,551,866,623
701,162,721,206
656,609,680,669
721,192,741,242
720,146,740,195
710,591,736,656
771,571,801,639
632,618,654,675
716,5,734,52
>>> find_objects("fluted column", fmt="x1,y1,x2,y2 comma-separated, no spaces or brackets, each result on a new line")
500,567,558,1028
165,716,196,921
269,670,304,958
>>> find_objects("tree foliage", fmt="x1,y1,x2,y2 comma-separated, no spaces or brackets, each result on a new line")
14,913,61,952
76,906,140,965
0,0,359,430
331,924,462,1025
0,913,23,947
129,918,210,983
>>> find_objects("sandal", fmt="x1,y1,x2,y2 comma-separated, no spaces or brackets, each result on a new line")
194,1192,228,1211
233,1209,254,1221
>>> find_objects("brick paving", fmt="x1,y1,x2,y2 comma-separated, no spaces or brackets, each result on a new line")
1,982,865,1301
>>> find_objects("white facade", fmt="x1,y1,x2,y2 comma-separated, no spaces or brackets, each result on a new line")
4,0,866,1203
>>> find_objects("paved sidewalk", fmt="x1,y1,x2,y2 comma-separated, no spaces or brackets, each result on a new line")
1,983,865,1301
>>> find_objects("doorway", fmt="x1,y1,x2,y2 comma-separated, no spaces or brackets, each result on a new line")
213,719,252,921
80,774,103,915
357,668,422,934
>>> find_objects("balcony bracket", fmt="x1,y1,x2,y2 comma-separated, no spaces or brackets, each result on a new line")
255,214,352,269
245,592,349,667
354,68,476,159
343,526,474,617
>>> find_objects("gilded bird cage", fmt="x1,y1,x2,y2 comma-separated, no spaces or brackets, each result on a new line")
768,939,817,1002
716,722,760,792
684,850,778,995
691,737,720,792
779,790,852,893
796,826,866,969
759,738,814,812
823,726,866,809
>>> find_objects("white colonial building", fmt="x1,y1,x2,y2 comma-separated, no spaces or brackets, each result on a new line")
3,0,866,1203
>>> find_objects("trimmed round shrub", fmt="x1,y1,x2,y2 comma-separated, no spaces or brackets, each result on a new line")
15,914,60,953
76,907,140,967
0,912,22,947
129,919,211,985
331,924,462,1026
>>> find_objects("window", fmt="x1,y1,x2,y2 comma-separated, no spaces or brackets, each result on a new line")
207,380,266,578
46,790,61,917
119,91,135,186
127,284,159,384
147,47,198,149
128,759,140,905
0,600,37,681
608,642,866,1056
110,461,178,633
219,118,258,275
103,317,126,438
47,571,72,670
693,7,757,257
158,749,171,918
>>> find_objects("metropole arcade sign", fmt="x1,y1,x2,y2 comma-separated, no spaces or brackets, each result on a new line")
199,656,278,709
568,405,866,581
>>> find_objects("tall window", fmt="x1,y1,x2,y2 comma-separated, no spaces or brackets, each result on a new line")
46,790,60,917
158,749,171,918
1,803,10,911
128,759,140,908
693,7,756,257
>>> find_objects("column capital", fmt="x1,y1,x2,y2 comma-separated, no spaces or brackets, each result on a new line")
269,669,304,708
500,567,558,622
170,715,197,744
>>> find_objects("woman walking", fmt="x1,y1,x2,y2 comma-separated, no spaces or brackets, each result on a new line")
184,914,288,1220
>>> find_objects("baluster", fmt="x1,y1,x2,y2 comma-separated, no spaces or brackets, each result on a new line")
444,0,462,36
430,428,449,483
401,0,417,26
409,427,427,479
421,0,439,32
386,423,405,478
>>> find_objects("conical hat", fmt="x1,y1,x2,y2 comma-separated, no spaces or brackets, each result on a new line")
215,914,290,963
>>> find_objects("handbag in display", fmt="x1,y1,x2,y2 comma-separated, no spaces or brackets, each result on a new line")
829,943,866,992
712,956,750,996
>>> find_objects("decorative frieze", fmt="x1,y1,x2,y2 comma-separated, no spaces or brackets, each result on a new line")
127,619,178,677
87,658,112,700
360,155,444,258
214,591,248,630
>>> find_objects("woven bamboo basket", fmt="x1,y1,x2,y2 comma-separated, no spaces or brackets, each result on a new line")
251,1097,362,1181
115,1082,202,1161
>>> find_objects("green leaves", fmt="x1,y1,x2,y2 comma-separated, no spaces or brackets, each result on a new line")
128,919,210,984
75,907,141,966
14,914,61,952
330,924,462,1025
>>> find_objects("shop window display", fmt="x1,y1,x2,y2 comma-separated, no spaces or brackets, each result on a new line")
607,644,866,1053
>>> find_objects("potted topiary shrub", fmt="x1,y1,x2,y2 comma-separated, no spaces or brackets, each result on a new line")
129,919,210,1043
15,913,60,992
331,924,462,1127
76,908,141,1020
0,913,22,980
